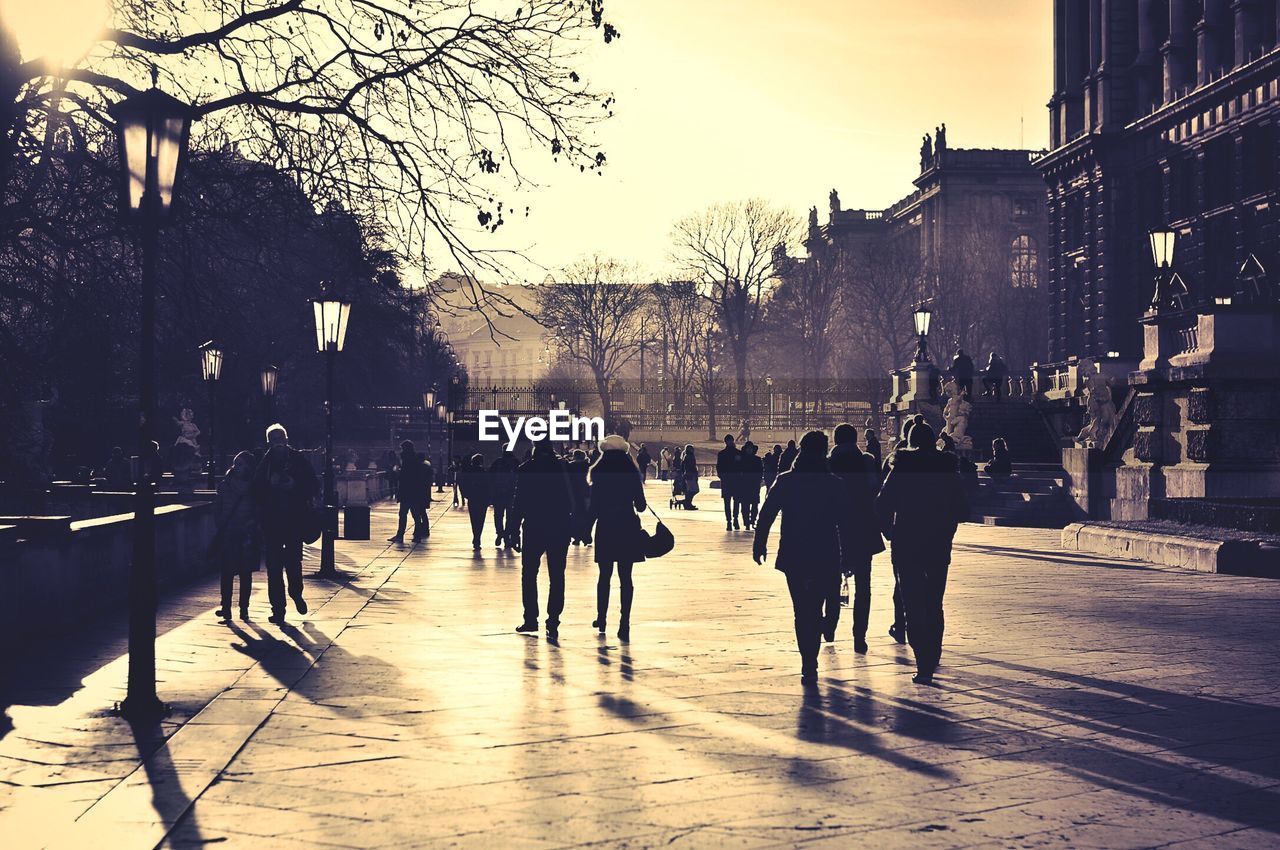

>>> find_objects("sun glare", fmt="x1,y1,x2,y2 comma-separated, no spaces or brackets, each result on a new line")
0,0,108,67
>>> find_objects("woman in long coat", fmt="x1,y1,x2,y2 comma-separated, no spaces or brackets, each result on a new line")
680,445,700,510
214,451,259,621
752,431,852,685
588,436,647,639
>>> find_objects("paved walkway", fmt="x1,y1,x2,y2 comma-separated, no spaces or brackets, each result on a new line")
3,482,1280,849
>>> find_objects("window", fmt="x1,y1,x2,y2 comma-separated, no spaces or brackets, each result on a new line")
1012,234,1039,288
1014,198,1037,219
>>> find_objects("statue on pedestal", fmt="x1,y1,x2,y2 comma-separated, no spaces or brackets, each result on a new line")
829,188,841,216
1076,370,1118,449
941,380,973,451
920,133,933,170
171,405,203,478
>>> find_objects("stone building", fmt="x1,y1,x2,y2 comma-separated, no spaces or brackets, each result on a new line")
1038,0,1280,528
801,137,1050,378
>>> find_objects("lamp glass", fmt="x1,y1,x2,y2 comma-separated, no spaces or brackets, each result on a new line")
111,88,192,217
1149,228,1176,269
201,346,224,382
423,388,436,409
436,402,447,421
913,304,933,336
260,366,278,397
313,300,351,352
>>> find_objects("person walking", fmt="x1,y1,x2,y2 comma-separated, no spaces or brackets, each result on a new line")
252,424,318,625
389,441,430,544
102,446,133,491
213,451,258,622
863,428,882,475
680,445,700,510
982,352,1008,400
659,446,673,481
382,447,401,499
950,349,975,399
762,444,781,491
716,434,742,530
827,424,885,653
566,449,592,544
636,444,652,481
778,439,798,476
489,450,518,549
510,440,577,639
738,441,764,530
752,431,852,686
876,422,968,685
588,436,646,639
459,454,491,550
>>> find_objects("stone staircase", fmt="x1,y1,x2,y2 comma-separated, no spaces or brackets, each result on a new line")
962,397,1061,463
970,465,1075,528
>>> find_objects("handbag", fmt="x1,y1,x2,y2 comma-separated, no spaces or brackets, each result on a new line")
635,506,675,559
301,504,325,545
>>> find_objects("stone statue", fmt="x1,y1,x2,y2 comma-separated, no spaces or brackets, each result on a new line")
174,406,201,450
829,188,841,215
808,206,819,231
941,380,973,451
920,133,933,170
1076,370,1118,448
936,122,948,154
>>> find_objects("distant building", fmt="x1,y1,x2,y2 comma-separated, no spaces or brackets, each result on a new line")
436,281,554,385
796,140,1049,376
1038,0,1280,363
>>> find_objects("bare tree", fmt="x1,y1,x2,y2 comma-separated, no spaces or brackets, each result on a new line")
840,235,921,376
1,0,620,305
689,321,728,440
671,199,798,416
769,238,844,410
535,255,647,430
646,279,703,414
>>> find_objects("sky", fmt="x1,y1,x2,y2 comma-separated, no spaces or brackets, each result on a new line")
490,0,1053,279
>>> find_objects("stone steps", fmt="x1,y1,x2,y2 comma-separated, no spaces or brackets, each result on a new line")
969,466,1074,529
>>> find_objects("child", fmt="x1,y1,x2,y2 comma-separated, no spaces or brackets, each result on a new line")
214,451,259,621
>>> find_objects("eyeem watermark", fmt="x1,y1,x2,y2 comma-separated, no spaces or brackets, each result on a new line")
478,409,605,450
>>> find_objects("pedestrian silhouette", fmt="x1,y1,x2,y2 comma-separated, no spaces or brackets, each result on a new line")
636,443,652,481
951,349,975,399
737,441,764,530
827,423,886,653
458,453,491,550
982,352,1008,400
779,439,798,475
763,444,781,491
752,430,853,686
716,433,742,530
389,440,431,544
876,422,969,685
213,451,258,622
679,444,700,509
985,437,1013,479
489,450,518,549
510,441,577,639
251,423,318,625
588,435,647,640
102,446,133,491
565,449,592,544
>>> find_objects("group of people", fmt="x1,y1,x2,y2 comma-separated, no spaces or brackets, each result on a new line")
751,416,968,686
948,349,1009,401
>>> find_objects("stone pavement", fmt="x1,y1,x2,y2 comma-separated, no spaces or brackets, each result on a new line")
3,482,1280,849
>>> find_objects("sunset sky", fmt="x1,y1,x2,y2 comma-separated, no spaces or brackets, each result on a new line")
494,0,1053,279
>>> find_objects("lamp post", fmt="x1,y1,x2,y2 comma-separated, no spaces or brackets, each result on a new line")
110,79,194,720
422,385,436,469
199,342,224,489
313,291,350,579
435,400,448,492
1148,227,1177,310
260,365,278,429
912,300,934,364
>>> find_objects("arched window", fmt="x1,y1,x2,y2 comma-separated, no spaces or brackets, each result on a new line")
1011,234,1039,288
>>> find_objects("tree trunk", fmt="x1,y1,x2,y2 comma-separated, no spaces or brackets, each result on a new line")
707,391,717,441
733,347,748,417
592,371,613,433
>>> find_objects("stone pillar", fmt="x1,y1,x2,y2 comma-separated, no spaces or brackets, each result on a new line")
1198,0,1231,85
1233,0,1264,65
1085,0,1104,132
1164,0,1194,101
1052,0,1068,147
1063,0,1088,141
1135,0,1161,113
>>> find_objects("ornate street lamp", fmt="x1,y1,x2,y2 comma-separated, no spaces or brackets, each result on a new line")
423,385,437,464
199,342,224,489
912,300,934,364
260,364,279,433
110,79,194,721
313,290,350,578
1148,226,1177,310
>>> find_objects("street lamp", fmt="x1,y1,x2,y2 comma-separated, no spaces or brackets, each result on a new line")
912,301,934,364
110,79,194,721
199,342,224,489
313,291,350,579
260,364,279,428
423,385,437,467
1148,227,1177,310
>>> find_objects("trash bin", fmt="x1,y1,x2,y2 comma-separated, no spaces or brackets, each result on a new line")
343,505,370,540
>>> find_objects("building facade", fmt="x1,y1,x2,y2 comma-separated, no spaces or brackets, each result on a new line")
1039,0,1280,364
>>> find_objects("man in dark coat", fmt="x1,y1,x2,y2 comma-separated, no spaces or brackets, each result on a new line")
716,434,742,530
762,445,781,491
737,441,764,529
389,441,431,544
752,431,853,686
252,424,320,625
509,441,577,639
778,440,798,476
876,422,968,685
827,423,886,653
489,450,518,549
458,454,490,550
636,444,652,481
951,349,975,399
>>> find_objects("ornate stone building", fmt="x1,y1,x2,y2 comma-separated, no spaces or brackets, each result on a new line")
1039,0,1280,363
